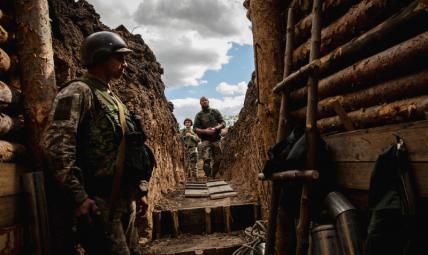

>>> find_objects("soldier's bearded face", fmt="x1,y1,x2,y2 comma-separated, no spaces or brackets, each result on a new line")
200,98,209,109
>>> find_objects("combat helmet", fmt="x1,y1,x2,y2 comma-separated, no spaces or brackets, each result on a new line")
80,31,132,68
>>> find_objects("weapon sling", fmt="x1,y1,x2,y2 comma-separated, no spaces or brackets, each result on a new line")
109,92,127,218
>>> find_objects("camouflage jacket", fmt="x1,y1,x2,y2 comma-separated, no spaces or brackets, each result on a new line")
193,107,225,141
41,75,142,205
180,127,199,148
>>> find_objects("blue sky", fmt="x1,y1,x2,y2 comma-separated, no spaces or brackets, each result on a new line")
85,0,254,126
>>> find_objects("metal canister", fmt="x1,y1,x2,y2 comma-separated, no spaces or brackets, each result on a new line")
325,192,363,255
311,224,341,255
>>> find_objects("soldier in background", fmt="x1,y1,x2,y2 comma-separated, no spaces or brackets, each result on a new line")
193,96,225,180
180,118,200,181
41,31,148,255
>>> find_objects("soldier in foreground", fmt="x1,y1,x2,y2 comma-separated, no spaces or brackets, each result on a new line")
41,31,150,255
193,96,225,180
180,118,200,181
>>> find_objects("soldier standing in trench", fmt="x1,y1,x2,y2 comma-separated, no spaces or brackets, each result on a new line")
180,118,200,181
41,31,149,255
193,96,225,180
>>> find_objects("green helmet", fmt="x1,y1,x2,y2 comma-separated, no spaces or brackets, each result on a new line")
183,118,193,125
80,31,132,68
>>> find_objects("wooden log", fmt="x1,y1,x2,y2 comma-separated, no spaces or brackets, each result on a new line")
293,0,408,68
153,210,162,240
291,31,428,104
15,0,57,169
330,100,356,131
205,208,212,235
0,113,23,136
0,196,20,228
259,170,320,181
294,0,360,45
274,0,427,94
171,209,180,237
265,182,281,255
0,80,21,106
22,171,50,255
223,206,232,233
0,140,26,162
0,25,8,44
292,69,428,120
0,48,10,73
318,95,428,132
0,163,24,197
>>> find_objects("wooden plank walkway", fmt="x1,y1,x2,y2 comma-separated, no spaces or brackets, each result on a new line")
184,180,237,199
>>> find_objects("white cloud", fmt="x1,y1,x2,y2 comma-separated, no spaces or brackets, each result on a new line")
86,0,253,88
216,81,247,95
171,96,245,127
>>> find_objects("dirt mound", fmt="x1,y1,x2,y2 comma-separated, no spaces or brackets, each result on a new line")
48,0,185,237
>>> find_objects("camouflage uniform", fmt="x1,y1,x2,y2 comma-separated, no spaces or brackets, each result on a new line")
180,127,199,179
193,108,225,178
41,75,144,255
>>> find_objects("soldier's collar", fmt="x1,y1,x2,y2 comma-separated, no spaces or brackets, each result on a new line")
202,107,210,112
83,73,110,91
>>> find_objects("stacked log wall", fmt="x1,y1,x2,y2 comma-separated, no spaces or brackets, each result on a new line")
0,2,27,254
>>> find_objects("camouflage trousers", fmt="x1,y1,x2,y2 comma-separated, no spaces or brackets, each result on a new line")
76,196,141,255
184,147,198,178
198,140,221,178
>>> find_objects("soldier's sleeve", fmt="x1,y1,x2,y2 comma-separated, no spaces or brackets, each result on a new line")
41,81,93,206
193,113,201,132
214,109,226,126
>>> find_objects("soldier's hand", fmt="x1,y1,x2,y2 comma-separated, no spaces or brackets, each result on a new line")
205,128,216,136
186,132,192,137
75,198,100,222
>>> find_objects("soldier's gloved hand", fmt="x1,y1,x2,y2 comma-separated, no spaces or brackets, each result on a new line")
75,198,100,223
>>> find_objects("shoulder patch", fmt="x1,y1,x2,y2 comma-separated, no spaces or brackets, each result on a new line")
53,96,73,121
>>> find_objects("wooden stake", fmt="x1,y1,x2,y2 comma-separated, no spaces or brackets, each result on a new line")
171,209,180,237
153,210,162,240
223,206,232,233
297,0,322,254
15,0,57,170
330,100,356,131
205,207,212,235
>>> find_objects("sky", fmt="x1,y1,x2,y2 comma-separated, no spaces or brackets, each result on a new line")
84,0,254,127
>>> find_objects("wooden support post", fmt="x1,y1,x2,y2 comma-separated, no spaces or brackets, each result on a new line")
265,182,281,255
275,9,296,254
274,0,426,94
330,100,355,131
15,0,57,169
297,0,322,254
205,207,212,235
22,171,50,255
171,209,180,237
153,210,162,240
253,204,261,221
223,206,232,234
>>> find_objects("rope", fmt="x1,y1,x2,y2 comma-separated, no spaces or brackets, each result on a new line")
233,220,267,255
